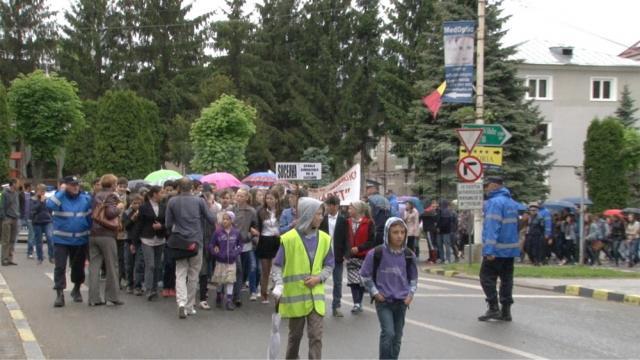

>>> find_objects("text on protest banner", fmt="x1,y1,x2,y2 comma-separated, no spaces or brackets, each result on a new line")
276,162,322,181
308,164,360,205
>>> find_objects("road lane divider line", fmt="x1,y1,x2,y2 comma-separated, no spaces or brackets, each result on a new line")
419,276,484,290
337,296,548,360
0,272,45,359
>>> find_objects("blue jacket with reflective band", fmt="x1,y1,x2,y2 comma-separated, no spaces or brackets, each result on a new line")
482,187,520,258
46,191,93,246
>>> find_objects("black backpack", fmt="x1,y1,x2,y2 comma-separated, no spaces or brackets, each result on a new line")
372,245,415,284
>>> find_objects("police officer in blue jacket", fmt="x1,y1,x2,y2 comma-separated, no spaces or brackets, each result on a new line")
47,176,93,308
478,177,520,322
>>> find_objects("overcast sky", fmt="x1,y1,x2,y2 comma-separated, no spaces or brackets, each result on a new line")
48,0,640,56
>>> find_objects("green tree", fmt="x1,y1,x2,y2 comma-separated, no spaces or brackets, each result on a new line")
616,85,639,128
64,100,98,175
584,117,628,212
93,90,162,178
0,0,57,85
7,70,84,181
190,94,256,176
622,127,640,206
0,84,11,181
58,0,120,99
398,1,551,201
301,146,333,187
336,0,386,176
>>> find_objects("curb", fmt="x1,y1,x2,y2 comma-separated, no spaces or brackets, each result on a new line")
0,272,45,359
421,267,557,292
553,285,640,306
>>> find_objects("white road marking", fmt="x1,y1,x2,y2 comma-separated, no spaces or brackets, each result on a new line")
340,297,548,360
412,294,579,299
419,276,484,290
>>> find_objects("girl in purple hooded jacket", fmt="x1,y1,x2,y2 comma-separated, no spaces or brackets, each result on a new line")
360,217,418,360
209,211,242,310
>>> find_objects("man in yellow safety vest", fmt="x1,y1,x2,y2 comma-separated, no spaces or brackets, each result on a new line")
272,197,335,359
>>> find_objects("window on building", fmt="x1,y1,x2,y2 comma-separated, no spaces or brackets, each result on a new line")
591,77,617,101
525,76,552,100
535,123,552,147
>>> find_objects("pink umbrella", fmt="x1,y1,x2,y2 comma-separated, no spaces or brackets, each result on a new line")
200,172,243,190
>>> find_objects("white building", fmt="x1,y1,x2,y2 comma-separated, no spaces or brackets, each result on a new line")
514,39,640,200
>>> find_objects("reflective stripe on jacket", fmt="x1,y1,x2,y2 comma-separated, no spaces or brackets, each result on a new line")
46,191,92,246
278,229,331,318
482,187,520,258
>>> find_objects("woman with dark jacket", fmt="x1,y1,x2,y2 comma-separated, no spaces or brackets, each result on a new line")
135,186,167,301
122,194,143,295
30,184,53,264
346,200,376,314
256,189,282,303
89,174,125,306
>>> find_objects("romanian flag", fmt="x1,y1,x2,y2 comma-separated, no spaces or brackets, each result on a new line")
422,81,447,119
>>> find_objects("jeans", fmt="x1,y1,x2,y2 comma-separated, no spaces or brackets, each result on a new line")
332,262,344,310
350,284,365,305
163,245,176,290
241,250,257,294
376,301,407,360
438,233,452,263
32,223,53,262
23,219,35,256
143,244,164,293
480,257,514,306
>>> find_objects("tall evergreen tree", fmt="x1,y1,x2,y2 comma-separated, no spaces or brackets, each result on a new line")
616,84,639,128
249,0,326,169
402,1,551,201
0,84,11,181
93,90,162,178
584,117,628,212
337,0,386,177
58,0,120,99
0,0,57,85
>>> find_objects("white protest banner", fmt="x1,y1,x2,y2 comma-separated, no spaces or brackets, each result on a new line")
308,163,360,205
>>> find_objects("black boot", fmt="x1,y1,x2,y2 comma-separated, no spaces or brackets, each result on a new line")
478,302,501,321
501,303,512,322
70,284,82,303
54,290,65,308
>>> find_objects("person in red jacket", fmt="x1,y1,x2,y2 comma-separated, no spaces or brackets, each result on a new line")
346,200,376,314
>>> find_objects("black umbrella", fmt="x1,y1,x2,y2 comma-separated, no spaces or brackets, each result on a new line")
623,208,640,215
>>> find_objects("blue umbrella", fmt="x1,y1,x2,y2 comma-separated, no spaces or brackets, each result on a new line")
561,197,593,206
187,174,203,181
398,196,425,214
541,200,576,213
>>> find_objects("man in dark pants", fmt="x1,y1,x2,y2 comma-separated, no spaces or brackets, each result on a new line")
478,177,520,322
46,176,93,307
320,195,349,317
1,179,20,266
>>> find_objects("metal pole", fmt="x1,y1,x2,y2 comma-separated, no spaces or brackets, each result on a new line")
472,0,486,248
579,168,585,264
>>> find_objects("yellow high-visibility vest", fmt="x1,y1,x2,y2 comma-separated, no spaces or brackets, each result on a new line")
278,229,331,318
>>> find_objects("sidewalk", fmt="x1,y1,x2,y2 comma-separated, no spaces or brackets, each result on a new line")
0,271,27,359
423,266,640,306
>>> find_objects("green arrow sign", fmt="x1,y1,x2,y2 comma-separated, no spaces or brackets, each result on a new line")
462,124,512,146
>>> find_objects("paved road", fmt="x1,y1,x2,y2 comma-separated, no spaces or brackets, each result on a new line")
2,244,639,359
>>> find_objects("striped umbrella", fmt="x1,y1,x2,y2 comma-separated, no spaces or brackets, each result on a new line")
243,171,277,188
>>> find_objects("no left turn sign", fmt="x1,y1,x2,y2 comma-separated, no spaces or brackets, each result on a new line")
456,155,483,183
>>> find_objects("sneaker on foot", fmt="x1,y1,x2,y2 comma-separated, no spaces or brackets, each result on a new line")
250,293,258,301
187,308,197,316
225,301,235,311
178,306,187,319
199,301,211,310
333,309,344,317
